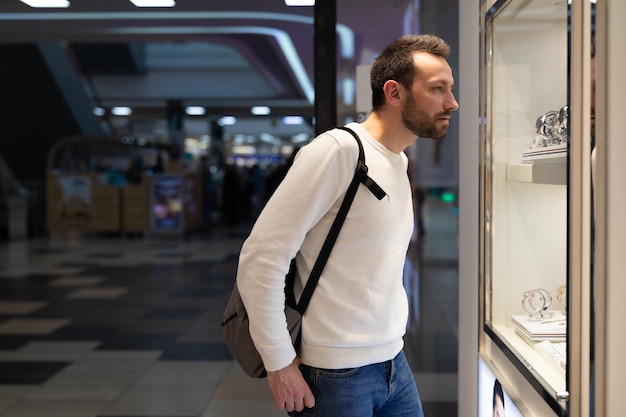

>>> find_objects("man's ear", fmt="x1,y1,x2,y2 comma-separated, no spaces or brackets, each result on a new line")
383,80,403,108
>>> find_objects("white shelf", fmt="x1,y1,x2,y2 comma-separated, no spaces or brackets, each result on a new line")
506,162,567,185
493,324,566,394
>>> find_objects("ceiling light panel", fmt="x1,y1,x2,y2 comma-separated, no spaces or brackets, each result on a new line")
284,0,315,5
19,0,70,7
129,0,176,7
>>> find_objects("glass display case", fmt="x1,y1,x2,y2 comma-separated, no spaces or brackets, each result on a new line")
479,0,595,415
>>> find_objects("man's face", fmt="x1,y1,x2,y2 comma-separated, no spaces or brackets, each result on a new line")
401,52,459,139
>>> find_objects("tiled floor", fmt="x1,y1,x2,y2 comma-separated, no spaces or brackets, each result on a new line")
0,192,458,417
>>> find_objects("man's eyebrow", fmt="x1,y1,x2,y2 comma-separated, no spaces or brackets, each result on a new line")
430,78,455,88
429,76,454,85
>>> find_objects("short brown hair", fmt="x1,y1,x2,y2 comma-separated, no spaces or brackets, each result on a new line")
370,34,451,110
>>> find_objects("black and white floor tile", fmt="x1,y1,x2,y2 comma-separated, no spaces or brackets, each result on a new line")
0,193,458,417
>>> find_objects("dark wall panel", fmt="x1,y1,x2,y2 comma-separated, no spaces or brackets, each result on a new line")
0,44,92,181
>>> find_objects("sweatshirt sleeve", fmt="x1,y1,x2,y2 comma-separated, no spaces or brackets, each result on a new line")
236,131,354,372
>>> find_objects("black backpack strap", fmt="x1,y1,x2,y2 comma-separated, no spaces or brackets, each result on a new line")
336,126,387,201
294,126,386,315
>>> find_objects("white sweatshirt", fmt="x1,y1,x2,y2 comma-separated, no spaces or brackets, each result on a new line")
237,122,414,372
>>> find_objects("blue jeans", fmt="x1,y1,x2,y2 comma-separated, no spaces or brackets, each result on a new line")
289,351,424,417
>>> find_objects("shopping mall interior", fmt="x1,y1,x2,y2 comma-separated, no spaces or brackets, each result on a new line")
0,1,462,416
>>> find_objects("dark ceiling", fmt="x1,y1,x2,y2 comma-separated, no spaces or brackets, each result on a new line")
0,0,415,144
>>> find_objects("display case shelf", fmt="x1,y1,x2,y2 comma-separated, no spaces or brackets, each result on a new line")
507,162,567,185
491,325,566,394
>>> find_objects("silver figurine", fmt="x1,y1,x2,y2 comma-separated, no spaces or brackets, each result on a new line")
531,106,568,149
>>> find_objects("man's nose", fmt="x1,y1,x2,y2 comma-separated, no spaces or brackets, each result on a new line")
446,92,459,111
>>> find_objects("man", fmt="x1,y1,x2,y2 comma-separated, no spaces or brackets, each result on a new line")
237,34,458,416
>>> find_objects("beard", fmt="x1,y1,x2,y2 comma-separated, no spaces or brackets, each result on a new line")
402,94,451,139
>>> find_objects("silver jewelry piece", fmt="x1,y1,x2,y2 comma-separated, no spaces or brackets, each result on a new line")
521,288,552,320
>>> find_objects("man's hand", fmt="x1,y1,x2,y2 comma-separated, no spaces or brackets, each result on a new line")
267,357,315,412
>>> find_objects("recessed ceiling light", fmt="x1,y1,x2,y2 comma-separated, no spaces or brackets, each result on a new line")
129,0,176,7
93,107,105,117
251,106,271,116
218,116,237,126
283,116,304,125
185,106,205,116
291,133,311,144
111,107,133,116
19,0,70,7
